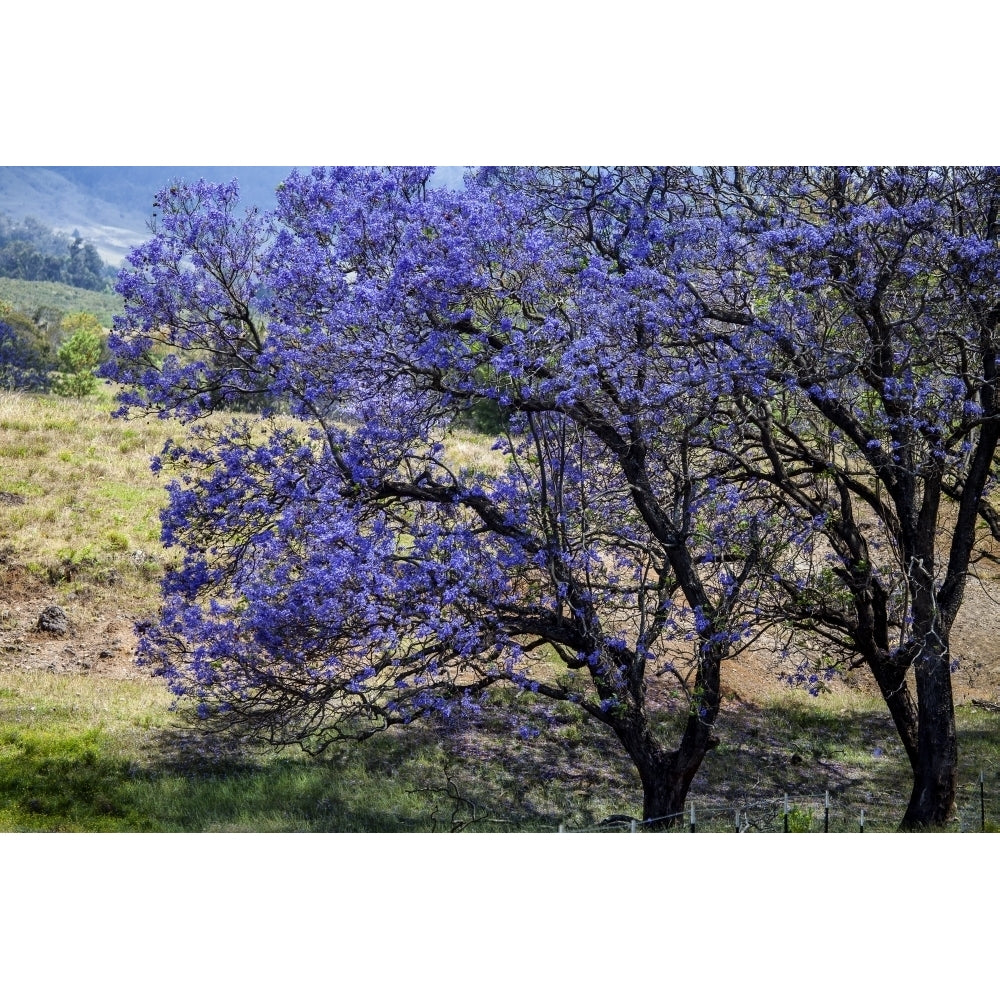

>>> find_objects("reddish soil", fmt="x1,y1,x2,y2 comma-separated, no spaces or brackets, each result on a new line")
721,572,1000,706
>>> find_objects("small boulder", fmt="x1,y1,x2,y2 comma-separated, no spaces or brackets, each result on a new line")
37,605,69,636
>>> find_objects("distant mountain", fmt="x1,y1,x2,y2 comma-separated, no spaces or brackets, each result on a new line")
0,167,296,265
0,166,468,266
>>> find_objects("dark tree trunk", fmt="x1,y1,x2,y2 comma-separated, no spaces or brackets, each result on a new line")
635,732,718,829
900,640,958,830
640,760,692,828
619,648,722,830
867,657,919,771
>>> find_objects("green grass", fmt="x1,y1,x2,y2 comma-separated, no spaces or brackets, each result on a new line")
0,276,121,328
0,667,640,831
0,670,169,831
2,659,999,831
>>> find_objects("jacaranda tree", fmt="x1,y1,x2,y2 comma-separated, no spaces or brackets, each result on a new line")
107,167,796,825
683,166,1000,828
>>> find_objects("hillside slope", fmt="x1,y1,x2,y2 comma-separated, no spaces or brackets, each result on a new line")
1,390,999,710
0,167,148,264
0,167,296,265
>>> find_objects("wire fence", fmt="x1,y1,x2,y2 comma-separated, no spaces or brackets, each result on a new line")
556,772,1000,832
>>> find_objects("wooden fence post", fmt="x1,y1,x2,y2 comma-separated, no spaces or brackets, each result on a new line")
981,771,986,832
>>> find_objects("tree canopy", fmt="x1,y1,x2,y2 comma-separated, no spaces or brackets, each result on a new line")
107,166,1000,828
0,298,53,390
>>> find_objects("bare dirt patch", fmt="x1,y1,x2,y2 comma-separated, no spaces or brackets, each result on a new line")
0,568,148,681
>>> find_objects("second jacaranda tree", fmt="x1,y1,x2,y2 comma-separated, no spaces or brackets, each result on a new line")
688,167,1000,828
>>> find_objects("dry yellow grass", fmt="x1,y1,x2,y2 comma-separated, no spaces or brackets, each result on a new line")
0,390,510,606
440,425,511,476
0,389,176,607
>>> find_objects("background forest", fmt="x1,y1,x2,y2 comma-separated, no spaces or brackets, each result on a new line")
0,213,110,290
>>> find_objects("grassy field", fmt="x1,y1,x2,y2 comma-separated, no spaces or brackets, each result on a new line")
2,389,999,832
0,390,168,603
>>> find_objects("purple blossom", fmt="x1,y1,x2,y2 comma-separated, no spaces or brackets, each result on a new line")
106,165,1000,826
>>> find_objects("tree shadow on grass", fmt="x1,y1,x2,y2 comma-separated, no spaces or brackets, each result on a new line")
89,696,1000,833
130,695,910,832
137,703,644,832
686,697,998,831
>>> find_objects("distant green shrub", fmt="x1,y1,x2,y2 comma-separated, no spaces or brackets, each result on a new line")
456,397,508,435
52,311,104,398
